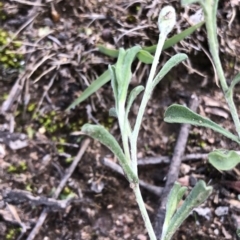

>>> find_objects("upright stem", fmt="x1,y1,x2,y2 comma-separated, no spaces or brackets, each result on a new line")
118,103,132,164
204,3,240,138
133,184,157,240
131,33,166,174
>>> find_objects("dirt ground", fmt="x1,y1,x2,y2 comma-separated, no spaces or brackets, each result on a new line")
0,0,240,239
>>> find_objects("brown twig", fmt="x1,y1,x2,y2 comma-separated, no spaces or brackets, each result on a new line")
1,76,24,113
3,189,73,210
154,94,199,239
26,138,90,240
101,157,162,196
137,153,209,166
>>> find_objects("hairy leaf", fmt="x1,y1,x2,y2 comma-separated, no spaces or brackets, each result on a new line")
164,104,240,144
81,124,138,183
163,180,212,240
227,73,240,97
109,65,118,113
162,182,187,237
97,44,119,58
126,85,144,119
115,46,141,103
208,149,240,171
137,50,154,64
152,53,187,89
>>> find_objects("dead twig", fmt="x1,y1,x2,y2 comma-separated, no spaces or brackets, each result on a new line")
3,189,73,210
26,138,90,240
34,72,57,114
101,157,162,196
137,153,209,165
154,94,199,239
1,76,25,113
11,0,45,6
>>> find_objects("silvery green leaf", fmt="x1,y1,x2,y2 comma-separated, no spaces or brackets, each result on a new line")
163,180,212,240
208,149,240,171
152,54,187,89
231,73,240,89
82,124,138,183
97,44,119,58
181,0,203,6
115,48,126,88
137,50,154,64
126,85,144,118
227,73,240,97
164,104,240,144
109,65,118,113
115,46,141,101
162,182,187,238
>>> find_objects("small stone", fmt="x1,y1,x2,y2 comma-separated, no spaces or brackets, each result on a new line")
215,206,229,216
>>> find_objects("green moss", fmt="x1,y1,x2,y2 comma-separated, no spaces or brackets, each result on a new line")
7,161,27,173
19,161,27,171
25,184,33,192
59,137,66,144
198,140,207,148
99,116,115,130
6,228,20,240
0,28,23,72
65,157,73,163
26,126,35,139
7,165,17,173
60,187,76,200
57,146,64,153
27,103,36,112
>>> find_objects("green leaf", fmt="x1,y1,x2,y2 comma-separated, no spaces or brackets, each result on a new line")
143,21,204,54
109,65,118,113
137,50,154,64
231,73,240,89
126,85,144,119
227,72,240,97
208,149,240,171
97,44,119,58
181,0,203,5
164,104,240,144
163,180,212,240
115,46,141,103
152,53,187,89
66,69,111,110
162,182,187,236
81,124,138,183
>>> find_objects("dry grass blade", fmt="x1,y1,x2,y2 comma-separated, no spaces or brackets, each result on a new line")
11,0,46,6
33,65,57,83
27,54,55,80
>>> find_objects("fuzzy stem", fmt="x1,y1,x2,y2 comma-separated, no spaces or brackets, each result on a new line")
203,0,240,138
131,32,166,174
133,184,157,240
